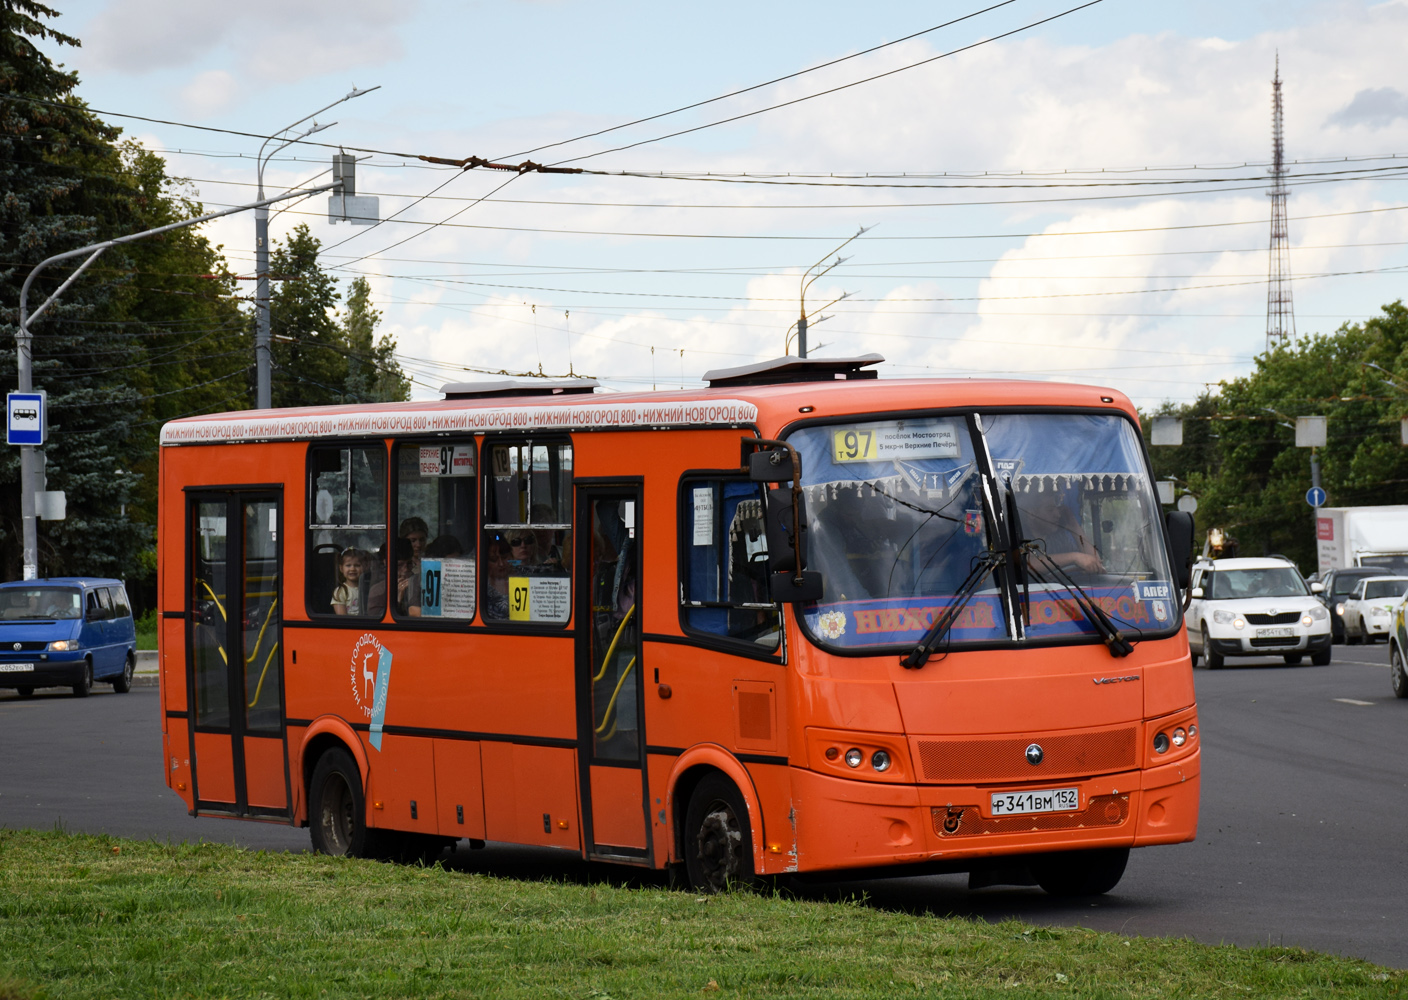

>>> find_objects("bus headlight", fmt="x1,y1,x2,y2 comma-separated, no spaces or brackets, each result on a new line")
1153,732,1170,754
871,750,891,772
844,748,863,768
1172,727,1186,747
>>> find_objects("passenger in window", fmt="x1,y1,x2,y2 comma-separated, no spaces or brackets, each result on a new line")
424,535,464,559
531,503,565,571
483,535,511,619
331,548,366,615
505,531,540,569
394,537,422,616
399,517,430,561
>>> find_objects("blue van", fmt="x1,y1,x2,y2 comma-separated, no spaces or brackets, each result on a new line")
0,578,139,697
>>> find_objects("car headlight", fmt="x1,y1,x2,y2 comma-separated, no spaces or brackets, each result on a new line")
1309,604,1328,620
1213,610,1235,624
47,639,79,651
1336,603,1346,616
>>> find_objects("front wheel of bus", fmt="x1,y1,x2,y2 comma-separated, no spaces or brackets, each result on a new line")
684,775,758,893
310,749,369,857
1032,847,1129,896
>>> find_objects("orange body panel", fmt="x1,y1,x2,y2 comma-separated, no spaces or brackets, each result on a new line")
157,377,1199,874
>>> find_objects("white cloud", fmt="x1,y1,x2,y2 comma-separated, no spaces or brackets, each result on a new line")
180,69,239,118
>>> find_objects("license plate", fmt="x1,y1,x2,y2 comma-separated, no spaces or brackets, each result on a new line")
0,662,35,672
1257,627,1294,638
990,787,1079,816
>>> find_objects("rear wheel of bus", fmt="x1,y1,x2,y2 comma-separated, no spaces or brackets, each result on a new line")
1031,847,1129,896
683,774,759,893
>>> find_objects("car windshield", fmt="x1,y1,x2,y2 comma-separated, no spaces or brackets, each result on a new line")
0,587,82,620
1205,567,1307,600
789,411,1176,651
1360,556,1408,575
1332,573,1374,596
1363,579,1408,600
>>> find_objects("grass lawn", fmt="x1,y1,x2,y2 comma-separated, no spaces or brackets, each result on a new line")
0,829,1400,999
134,611,157,652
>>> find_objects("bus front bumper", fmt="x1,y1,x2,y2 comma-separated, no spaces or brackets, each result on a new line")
786,751,1200,874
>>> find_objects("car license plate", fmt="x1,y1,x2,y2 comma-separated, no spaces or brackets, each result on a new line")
0,662,35,672
1256,627,1294,638
990,787,1079,816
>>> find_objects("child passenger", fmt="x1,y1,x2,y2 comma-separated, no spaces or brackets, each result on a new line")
332,548,366,615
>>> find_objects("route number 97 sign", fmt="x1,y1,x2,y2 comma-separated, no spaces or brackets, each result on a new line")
831,418,961,465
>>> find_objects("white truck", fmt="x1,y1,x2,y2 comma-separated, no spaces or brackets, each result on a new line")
1316,505,1408,576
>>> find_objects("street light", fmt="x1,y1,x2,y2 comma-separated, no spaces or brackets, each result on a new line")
790,225,870,357
254,86,379,410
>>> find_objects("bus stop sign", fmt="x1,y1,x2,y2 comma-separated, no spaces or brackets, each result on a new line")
7,391,44,445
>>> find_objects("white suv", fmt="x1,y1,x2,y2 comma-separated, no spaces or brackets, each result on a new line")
1187,557,1331,667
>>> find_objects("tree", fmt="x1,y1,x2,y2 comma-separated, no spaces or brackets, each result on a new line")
341,276,410,402
267,223,346,408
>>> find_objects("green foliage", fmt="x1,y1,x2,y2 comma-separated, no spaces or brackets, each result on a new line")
1145,302,1408,572
0,829,1402,999
342,275,410,402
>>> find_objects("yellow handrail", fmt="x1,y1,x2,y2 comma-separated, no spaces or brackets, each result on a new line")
591,604,635,683
198,580,227,622
247,639,279,709
593,655,637,736
245,597,278,665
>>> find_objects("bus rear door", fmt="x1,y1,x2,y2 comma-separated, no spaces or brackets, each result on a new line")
186,491,291,819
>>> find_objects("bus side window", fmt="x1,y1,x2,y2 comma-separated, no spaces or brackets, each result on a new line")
679,478,780,650
393,441,477,621
307,444,388,619
482,438,572,625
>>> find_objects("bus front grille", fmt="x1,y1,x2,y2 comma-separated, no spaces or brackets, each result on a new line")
914,726,1138,783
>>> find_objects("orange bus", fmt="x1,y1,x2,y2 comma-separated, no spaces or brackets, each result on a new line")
156,355,1199,894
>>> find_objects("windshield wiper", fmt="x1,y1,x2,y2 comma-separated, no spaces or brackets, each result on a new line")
901,551,1001,669
1026,552,1135,658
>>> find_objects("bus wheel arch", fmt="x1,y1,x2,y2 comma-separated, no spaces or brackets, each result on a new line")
666,748,765,889
308,747,370,857
299,718,371,820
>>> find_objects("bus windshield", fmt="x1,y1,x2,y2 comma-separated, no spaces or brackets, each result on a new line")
789,411,1175,651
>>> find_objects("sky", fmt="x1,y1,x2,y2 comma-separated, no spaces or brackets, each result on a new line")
42,0,1408,407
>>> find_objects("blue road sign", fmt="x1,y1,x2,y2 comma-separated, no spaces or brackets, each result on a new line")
1306,486,1327,507
6,392,44,446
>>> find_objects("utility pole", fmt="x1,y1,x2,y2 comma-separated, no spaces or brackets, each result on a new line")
1266,54,1295,353
15,166,354,580
788,225,869,357
255,86,379,409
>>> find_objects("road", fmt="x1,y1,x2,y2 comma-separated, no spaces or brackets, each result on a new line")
3,645,1405,968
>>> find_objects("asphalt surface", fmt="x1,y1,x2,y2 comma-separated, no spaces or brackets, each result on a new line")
2,644,1405,968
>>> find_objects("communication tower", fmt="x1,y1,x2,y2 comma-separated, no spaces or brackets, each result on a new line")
1266,55,1295,352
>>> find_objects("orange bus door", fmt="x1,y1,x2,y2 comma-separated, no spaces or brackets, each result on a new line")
575,488,651,863
185,492,292,820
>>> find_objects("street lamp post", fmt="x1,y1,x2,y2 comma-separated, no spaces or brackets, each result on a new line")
789,226,869,358
254,86,378,409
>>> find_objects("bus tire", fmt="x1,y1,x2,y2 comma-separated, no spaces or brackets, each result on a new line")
1032,847,1129,897
683,774,758,893
1392,646,1408,698
72,659,92,698
112,652,135,694
310,748,370,857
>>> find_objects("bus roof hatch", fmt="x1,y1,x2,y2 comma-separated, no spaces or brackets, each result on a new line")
440,378,600,399
703,354,884,388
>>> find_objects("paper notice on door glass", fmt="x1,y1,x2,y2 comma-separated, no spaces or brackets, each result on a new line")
692,487,715,545
419,556,476,619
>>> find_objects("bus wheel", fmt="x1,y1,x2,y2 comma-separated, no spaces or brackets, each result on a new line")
310,749,368,857
684,775,758,893
72,660,92,698
112,653,135,694
1032,847,1129,896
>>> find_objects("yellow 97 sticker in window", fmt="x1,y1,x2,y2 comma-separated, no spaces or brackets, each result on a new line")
508,577,531,621
832,427,878,463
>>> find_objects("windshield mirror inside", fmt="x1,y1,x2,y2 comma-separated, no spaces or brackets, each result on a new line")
789,411,1176,651
1205,567,1308,600
0,587,82,620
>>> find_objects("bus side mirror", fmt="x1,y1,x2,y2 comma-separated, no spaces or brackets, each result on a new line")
771,570,823,603
1165,510,1195,589
764,487,807,574
749,449,794,482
